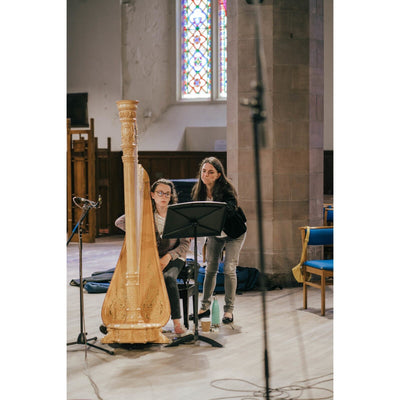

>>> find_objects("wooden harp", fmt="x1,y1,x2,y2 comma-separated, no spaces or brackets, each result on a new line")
101,100,170,344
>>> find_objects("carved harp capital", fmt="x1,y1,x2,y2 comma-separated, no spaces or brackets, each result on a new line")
117,100,139,156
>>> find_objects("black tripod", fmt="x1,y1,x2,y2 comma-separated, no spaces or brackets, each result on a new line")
163,201,226,348
67,197,114,355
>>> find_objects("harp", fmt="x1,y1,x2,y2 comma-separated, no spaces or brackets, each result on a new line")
101,100,170,344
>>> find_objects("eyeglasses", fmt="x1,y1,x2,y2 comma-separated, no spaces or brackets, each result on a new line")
155,191,171,198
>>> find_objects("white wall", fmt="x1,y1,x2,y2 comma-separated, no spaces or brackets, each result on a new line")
122,0,174,137
67,0,122,150
138,103,227,150
185,127,227,151
67,0,227,152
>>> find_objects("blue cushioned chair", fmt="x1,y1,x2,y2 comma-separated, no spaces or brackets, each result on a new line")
298,226,334,316
323,204,334,226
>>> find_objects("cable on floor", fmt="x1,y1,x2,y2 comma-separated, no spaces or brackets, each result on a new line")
209,373,333,400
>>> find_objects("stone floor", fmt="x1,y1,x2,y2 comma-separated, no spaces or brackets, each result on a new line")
66,236,333,400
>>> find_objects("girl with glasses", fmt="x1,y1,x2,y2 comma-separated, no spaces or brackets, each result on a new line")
115,178,190,335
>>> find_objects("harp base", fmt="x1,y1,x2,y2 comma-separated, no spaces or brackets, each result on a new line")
101,323,171,344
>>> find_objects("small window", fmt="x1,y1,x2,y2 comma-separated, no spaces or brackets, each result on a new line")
178,0,227,101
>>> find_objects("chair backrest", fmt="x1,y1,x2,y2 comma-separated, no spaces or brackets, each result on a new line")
308,227,333,246
178,259,196,284
323,204,334,226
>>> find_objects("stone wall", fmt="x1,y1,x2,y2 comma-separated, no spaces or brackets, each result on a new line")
228,0,324,286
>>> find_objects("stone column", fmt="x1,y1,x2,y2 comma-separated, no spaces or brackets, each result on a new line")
227,0,324,286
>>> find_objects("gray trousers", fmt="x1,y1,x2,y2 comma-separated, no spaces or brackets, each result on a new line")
201,232,246,314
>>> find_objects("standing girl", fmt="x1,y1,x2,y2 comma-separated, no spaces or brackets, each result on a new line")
190,157,246,324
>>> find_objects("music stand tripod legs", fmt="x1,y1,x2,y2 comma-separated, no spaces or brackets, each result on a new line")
162,201,226,348
166,227,222,348
67,203,114,355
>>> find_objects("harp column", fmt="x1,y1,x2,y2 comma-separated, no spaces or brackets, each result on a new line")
117,100,143,324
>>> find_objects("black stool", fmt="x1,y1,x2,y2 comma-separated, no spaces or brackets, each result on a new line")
177,260,197,329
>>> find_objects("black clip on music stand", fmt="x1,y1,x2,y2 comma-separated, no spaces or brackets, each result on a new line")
67,197,114,356
163,201,226,348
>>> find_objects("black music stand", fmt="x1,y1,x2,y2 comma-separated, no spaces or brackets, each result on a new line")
67,198,114,356
163,201,226,348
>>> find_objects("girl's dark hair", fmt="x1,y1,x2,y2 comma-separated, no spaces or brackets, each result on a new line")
150,178,178,211
191,157,237,201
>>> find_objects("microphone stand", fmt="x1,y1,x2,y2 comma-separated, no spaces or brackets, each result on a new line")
67,198,114,356
241,1,270,398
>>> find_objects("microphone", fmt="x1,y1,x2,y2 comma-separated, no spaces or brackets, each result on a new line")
73,195,102,209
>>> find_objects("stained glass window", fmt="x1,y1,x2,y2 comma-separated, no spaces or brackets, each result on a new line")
180,0,227,100
218,0,227,98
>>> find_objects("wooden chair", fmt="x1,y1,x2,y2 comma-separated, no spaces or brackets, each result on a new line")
298,226,334,316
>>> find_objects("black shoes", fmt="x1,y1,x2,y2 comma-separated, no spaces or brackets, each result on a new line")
188,309,233,323
188,309,210,321
222,314,234,324
99,324,108,334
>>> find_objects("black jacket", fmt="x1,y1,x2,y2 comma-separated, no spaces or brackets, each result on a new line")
213,188,247,239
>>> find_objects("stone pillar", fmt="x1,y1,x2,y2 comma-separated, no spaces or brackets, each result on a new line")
227,0,324,286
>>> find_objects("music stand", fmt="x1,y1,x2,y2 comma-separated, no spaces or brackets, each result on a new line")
162,201,226,348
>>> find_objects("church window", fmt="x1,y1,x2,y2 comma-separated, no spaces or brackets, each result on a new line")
179,0,227,101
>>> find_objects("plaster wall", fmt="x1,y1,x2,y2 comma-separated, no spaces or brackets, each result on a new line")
67,0,227,151
67,0,122,150
138,103,226,150
122,0,173,136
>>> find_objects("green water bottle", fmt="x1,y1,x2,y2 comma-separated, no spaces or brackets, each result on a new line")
211,296,220,327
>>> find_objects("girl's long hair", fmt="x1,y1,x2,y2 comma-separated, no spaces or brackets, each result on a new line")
150,178,178,212
191,157,237,202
